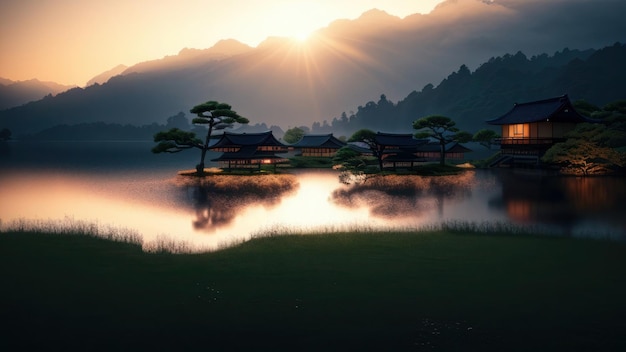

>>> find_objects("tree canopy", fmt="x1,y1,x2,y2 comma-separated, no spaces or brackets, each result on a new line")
413,115,471,165
348,129,385,170
152,128,200,153
542,138,623,176
473,129,500,150
332,146,373,185
153,100,248,174
542,100,626,175
283,127,305,144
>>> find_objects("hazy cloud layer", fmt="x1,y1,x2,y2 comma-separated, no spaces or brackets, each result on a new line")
1,0,625,134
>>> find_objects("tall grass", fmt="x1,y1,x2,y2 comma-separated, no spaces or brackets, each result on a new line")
0,216,142,245
251,220,567,239
1,216,615,255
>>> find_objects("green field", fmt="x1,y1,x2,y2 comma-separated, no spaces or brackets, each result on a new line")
1,231,625,351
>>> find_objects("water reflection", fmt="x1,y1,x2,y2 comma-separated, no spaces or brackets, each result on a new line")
331,172,476,219
173,174,298,232
489,170,626,238
1,165,624,252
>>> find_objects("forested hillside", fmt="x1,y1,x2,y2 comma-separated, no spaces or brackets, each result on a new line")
10,43,626,141
317,43,626,135
2,0,624,138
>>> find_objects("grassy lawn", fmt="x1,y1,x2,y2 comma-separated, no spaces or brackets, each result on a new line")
1,231,625,351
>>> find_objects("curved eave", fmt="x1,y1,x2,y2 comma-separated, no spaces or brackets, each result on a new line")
291,134,346,148
211,154,286,162
486,95,598,125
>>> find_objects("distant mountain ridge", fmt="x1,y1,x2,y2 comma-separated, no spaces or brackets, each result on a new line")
118,39,253,76
1,0,625,137
85,65,128,87
318,43,626,135
17,43,626,141
0,79,75,110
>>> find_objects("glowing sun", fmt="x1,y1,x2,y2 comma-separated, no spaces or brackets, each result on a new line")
263,1,325,42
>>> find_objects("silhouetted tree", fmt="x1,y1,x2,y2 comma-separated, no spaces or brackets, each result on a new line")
573,100,600,117
153,100,248,174
603,99,626,115
473,129,500,150
348,129,384,170
332,146,374,185
413,115,472,165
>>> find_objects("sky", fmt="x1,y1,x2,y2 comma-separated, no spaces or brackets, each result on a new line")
0,0,445,86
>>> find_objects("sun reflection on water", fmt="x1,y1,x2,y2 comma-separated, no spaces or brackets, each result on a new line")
2,168,624,252
0,170,396,252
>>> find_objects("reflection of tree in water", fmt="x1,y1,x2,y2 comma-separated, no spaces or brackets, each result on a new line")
174,174,298,232
331,172,476,219
489,171,626,237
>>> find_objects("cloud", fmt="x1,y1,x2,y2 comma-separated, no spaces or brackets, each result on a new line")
2,0,625,132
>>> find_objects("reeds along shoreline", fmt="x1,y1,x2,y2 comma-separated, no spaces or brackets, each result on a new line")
1,217,614,254
0,216,143,245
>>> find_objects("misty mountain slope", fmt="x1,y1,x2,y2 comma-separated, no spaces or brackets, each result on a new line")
0,79,75,111
1,0,625,136
332,43,625,135
85,65,128,87
119,39,254,76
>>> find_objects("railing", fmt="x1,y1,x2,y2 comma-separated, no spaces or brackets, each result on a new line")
496,137,565,156
495,137,565,145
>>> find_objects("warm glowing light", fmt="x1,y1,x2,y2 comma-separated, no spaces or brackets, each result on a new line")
1,0,446,85
262,1,323,43
291,30,313,43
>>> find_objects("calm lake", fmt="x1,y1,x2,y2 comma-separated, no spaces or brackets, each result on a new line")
1,141,625,251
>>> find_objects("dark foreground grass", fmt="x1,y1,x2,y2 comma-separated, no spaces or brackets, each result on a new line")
1,231,625,351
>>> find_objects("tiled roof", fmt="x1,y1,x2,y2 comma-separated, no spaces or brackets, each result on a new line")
291,134,346,148
418,142,472,153
210,131,286,148
346,142,373,154
374,132,427,147
487,94,595,125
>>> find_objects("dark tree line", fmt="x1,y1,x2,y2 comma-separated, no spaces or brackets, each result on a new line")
310,43,626,136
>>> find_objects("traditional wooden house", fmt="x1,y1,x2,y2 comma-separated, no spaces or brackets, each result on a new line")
415,142,473,161
291,134,346,157
347,132,472,169
374,132,427,169
487,94,596,165
375,132,472,168
210,131,288,170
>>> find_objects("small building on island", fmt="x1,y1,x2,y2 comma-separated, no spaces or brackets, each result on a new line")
374,132,427,169
210,131,288,170
415,142,473,162
371,132,471,169
487,94,597,166
290,134,346,157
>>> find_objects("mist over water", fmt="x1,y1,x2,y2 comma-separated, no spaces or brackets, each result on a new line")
1,141,624,251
